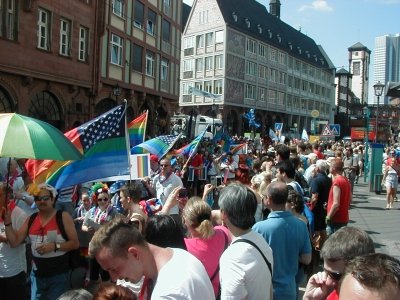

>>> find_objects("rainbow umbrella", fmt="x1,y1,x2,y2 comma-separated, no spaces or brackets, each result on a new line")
0,113,82,161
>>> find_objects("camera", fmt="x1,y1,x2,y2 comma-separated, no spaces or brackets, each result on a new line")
211,176,223,187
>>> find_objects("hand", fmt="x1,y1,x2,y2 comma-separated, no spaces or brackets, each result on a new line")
303,271,333,300
203,184,214,196
35,242,54,255
162,187,180,213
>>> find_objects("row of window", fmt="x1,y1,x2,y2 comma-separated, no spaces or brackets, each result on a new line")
244,84,284,105
183,31,224,50
113,0,172,42
113,0,171,19
287,75,331,98
182,80,223,95
286,95,330,115
183,55,224,72
37,8,89,61
246,39,286,65
111,33,170,80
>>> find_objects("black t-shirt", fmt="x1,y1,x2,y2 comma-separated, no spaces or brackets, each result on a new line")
310,172,332,211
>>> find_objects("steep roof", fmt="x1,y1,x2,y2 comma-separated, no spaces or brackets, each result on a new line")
182,3,192,29
348,42,371,54
216,0,330,68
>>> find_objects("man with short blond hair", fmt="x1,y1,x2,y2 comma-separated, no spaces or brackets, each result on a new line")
89,217,214,299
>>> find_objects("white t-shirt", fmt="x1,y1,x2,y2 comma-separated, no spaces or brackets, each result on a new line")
220,231,273,300
151,248,215,299
153,173,183,215
0,205,28,277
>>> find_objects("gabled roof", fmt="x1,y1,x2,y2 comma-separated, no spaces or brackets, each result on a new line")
182,3,192,29
215,0,330,68
335,68,353,77
348,42,371,54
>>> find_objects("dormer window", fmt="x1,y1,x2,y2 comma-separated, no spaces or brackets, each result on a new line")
257,24,262,34
277,34,281,43
313,54,317,62
245,18,250,28
232,12,237,22
288,42,292,50
305,50,310,58
297,46,301,54
267,29,272,39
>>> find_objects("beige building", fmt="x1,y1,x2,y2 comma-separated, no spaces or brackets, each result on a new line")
180,0,336,137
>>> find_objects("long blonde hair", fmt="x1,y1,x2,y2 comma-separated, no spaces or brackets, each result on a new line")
182,197,214,239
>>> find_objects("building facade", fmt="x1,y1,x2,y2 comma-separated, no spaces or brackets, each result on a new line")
0,0,184,136
348,42,370,105
0,0,96,129
374,33,400,105
180,0,336,137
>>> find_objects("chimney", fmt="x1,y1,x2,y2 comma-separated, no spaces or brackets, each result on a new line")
269,0,281,19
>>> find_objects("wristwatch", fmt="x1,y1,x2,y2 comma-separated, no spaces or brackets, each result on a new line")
55,243,61,252
22,196,26,201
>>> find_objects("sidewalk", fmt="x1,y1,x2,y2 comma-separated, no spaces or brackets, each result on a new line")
349,180,400,260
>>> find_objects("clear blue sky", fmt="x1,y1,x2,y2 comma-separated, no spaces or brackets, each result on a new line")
183,0,399,100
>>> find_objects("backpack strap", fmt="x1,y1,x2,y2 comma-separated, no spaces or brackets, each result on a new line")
55,210,68,241
232,238,272,275
27,212,39,233
210,231,229,282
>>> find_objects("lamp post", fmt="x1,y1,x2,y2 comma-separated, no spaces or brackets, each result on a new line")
363,105,370,182
373,81,385,143
113,83,121,102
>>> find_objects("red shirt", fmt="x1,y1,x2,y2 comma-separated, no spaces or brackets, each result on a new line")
327,175,351,223
190,153,203,176
327,290,338,300
314,149,325,160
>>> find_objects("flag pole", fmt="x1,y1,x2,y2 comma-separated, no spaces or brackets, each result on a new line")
122,100,132,184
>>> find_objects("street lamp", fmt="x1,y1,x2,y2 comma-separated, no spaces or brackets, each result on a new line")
113,83,121,101
373,81,385,143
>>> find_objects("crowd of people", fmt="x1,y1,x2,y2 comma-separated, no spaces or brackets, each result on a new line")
0,137,400,299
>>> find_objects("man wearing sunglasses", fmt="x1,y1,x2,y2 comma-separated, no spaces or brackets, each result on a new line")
303,226,375,300
149,158,183,219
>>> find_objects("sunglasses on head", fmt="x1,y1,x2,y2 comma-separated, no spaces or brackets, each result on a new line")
324,269,343,281
97,197,109,202
160,164,170,167
35,195,51,202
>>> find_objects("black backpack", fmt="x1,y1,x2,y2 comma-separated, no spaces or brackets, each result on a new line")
27,210,82,270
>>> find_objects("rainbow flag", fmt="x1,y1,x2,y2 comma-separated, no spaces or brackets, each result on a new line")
230,143,246,155
172,126,209,159
133,154,150,178
26,104,130,189
128,111,148,147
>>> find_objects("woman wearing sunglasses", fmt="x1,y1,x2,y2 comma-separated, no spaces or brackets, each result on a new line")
3,183,79,300
82,184,119,287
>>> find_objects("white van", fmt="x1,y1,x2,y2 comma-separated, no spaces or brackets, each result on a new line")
195,115,223,139
170,114,223,139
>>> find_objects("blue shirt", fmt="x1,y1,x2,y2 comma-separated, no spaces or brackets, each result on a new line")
252,210,312,300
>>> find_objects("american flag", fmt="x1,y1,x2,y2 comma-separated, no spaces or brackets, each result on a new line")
79,105,125,151
131,134,182,159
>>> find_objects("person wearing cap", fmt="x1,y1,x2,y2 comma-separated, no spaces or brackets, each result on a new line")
3,183,79,300
82,184,120,286
149,154,160,180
